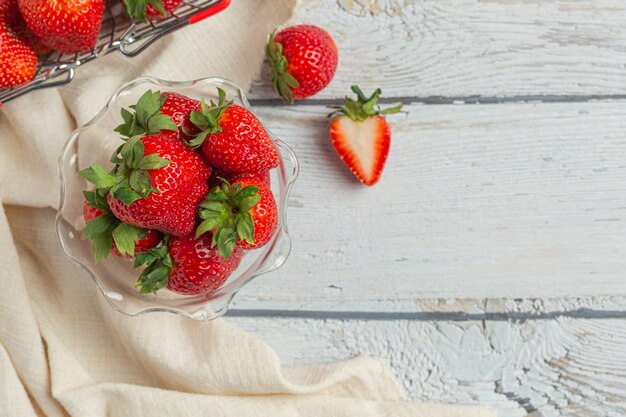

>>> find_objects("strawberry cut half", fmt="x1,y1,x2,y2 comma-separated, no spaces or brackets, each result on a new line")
328,86,402,186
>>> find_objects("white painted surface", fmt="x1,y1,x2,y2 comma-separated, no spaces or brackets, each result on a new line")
231,1,626,416
231,102,626,305
228,314,626,417
250,0,626,99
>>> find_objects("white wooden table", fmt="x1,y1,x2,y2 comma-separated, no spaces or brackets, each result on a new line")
227,1,626,415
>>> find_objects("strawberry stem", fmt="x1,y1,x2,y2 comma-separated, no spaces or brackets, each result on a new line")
187,88,233,148
266,30,299,104
114,90,178,139
123,0,168,21
82,189,148,262
329,85,403,121
196,179,261,259
134,235,172,294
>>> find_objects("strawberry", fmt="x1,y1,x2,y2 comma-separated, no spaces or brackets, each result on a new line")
82,193,161,261
18,0,104,54
210,168,271,189
196,177,278,259
80,90,210,237
0,0,36,88
0,0,49,55
160,92,201,138
328,86,402,186
133,234,244,295
122,0,183,21
266,24,338,103
104,132,211,236
114,89,179,138
188,88,280,173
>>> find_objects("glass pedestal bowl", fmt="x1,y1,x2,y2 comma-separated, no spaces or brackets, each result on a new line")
56,76,298,320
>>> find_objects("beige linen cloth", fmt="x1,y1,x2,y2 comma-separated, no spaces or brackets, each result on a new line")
0,1,495,416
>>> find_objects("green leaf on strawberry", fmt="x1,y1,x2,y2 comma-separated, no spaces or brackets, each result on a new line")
328,85,403,122
186,88,233,148
79,164,116,188
134,240,172,294
83,189,111,213
196,179,261,259
81,136,171,204
114,90,177,138
123,0,167,22
266,30,300,104
82,194,147,262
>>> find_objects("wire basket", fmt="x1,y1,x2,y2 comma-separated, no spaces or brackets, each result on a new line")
0,0,231,105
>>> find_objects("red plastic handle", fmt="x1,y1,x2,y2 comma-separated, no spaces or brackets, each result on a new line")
189,0,232,24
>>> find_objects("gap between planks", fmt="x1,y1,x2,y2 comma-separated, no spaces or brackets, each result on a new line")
225,307,626,321
249,94,626,107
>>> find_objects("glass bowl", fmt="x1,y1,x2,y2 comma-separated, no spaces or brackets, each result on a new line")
56,76,298,320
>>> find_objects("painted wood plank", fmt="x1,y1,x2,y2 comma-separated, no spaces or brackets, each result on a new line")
228,314,626,417
231,101,626,308
249,0,626,99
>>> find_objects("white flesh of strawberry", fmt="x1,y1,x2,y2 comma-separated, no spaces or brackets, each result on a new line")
332,116,389,185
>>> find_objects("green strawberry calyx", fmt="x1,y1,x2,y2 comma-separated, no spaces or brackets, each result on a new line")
82,189,148,262
196,179,262,260
133,236,172,294
114,90,177,138
186,88,233,148
79,135,170,205
123,0,168,22
328,85,403,121
266,30,299,104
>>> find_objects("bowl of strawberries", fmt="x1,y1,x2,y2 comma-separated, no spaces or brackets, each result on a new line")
56,76,298,320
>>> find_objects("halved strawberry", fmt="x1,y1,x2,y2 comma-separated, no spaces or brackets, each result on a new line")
328,86,402,186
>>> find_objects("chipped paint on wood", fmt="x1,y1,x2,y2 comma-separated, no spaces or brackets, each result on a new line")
229,315,626,416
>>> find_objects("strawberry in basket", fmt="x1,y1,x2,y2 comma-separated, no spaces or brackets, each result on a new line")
122,0,184,21
18,0,104,54
0,0,37,88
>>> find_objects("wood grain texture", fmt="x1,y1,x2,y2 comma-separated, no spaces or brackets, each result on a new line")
228,315,626,417
231,102,626,307
249,0,626,99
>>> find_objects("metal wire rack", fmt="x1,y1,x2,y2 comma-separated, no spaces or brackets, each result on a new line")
0,0,230,105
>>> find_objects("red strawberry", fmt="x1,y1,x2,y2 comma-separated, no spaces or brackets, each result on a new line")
188,88,280,173
210,168,271,188
122,0,183,21
83,198,161,259
133,233,243,295
196,177,278,259
104,132,211,236
160,92,201,138
166,234,243,295
0,0,49,55
18,0,104,54
267,25,338,103
0,1,36,88
328,86,402,186
80,90,208,237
